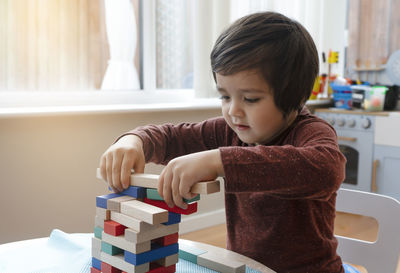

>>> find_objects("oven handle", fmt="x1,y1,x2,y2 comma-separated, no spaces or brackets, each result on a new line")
338,136,357,142
371,159,380,192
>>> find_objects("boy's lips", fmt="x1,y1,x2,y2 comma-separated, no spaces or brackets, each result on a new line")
234,124,250,130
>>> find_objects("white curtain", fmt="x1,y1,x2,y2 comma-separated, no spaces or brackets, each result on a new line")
101,0,140,90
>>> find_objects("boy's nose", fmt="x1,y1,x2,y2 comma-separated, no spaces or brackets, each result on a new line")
228,100,244,117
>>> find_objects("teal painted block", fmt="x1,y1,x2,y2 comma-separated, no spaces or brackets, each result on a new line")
101,241,123,255
146,188,200,203
178,245,207,264
94,226,103,239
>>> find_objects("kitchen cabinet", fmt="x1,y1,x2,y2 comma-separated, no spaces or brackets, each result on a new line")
374,144,400,201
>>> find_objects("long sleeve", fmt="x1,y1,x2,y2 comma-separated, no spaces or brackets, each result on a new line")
220,119,346,201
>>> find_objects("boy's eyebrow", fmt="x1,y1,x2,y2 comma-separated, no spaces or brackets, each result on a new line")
216,86,265,94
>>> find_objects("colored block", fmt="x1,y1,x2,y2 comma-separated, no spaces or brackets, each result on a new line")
148,263,176,273
91,267,101,273
119,186,146,199
120,199,169,225
110,211,157,232
146,188,200,203
152,233,178,246
107,195,136,212
124,243,179,266
101,252,149,273
163,212,181,226
102,241,124,255
92,257,102,270
96,193,122,209
101,261,122,273
143,198,198,215
178,244,207,264
102,231,151,254
124,223,179,244
104,220,127,236
94,226,103,239
198,252,246,273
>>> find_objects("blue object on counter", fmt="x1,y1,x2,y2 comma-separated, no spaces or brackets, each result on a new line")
331,83,352,110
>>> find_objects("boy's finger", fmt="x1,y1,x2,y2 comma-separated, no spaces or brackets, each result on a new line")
163,172,174,208
112,153,123,192
121,155,133,189
172,177,187,210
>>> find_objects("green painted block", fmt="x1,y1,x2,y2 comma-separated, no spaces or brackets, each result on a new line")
94,226,103,239
146,188,200,203
101,241,123,255
178,245,207,264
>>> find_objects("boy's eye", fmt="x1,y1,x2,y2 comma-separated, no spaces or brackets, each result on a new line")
219,95,230,101
244,97,260,103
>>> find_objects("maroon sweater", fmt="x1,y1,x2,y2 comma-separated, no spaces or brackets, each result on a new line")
126,108,346,273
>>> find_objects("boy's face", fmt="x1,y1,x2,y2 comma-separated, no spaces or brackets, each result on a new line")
216,70,293,145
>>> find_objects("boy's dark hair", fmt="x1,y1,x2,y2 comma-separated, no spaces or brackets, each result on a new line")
211,12,319,117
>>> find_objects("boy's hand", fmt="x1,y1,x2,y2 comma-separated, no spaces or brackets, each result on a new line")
158,149,224,209
99,135,145,192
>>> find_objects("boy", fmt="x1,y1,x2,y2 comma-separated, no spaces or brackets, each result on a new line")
100,12,347,272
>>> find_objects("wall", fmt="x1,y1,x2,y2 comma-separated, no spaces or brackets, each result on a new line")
0,107,223,244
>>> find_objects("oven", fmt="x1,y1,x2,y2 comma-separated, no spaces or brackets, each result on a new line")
315,109,375,192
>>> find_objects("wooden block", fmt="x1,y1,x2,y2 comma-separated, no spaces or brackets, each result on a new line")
120,200,169,225
96,193,122,208
153,253,179,267
90,267,101,273
92,237,102,260
107,196,136,212
124,223,179,244
101,252,149,273
104,220,127,236
101,261,122,273
178,243,207,264
96,168,220,195
119,186,146,199
102,241,124,256
102,231,151,254
152,233,178,246
198,252,246,273
96,207,111,220
94,226,103,239
124,243,179,266
148,263,176,273
110,211,157,232
143,198,198,215
95,215,104,229
146,188,200,203
92,257,102,270
162,212,181,226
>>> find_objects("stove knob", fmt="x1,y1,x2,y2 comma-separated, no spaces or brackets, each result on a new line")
337,118,345,127
326,117,335,125
347,119,356,128
361,118,371,129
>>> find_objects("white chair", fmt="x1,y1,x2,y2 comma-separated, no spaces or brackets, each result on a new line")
335,188,400,273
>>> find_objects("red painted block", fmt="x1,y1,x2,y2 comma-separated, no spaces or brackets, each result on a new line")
90,267,101,273
104,220,127,236
148,263,176,273
101,261,122,273
143,198,197,215
152,232,179,246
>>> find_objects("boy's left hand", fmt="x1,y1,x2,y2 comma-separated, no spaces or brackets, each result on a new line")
158,149,224,209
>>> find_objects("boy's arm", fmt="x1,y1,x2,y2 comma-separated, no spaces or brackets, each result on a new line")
220,121,346,201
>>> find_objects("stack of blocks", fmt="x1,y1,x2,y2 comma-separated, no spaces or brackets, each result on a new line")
91,170,223,273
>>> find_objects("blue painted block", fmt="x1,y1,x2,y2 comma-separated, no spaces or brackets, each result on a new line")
91,257,101,270
108,186,146,199
124,243,179,265
163,212,181,226
96,193,122,208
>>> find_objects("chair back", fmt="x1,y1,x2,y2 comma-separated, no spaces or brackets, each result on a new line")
335,188,400,273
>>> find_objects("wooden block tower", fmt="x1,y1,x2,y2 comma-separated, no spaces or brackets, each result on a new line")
91,168,220,273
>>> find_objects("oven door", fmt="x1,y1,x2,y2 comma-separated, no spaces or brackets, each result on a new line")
337,130,374,192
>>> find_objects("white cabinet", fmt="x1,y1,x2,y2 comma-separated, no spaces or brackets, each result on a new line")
374,145,400,201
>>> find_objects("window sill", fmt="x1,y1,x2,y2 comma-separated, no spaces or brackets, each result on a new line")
0,90,221,118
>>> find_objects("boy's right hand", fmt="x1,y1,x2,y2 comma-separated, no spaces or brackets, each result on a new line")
99,135,145,192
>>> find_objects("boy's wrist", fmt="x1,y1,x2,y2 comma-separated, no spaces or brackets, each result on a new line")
209,149,225,177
